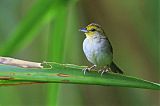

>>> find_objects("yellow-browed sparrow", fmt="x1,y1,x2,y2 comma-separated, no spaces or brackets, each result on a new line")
80,23,123,75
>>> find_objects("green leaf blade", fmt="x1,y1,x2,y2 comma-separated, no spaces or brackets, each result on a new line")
0,63,159,90
0,0,55,55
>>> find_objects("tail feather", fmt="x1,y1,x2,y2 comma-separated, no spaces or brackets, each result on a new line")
110,62,123,74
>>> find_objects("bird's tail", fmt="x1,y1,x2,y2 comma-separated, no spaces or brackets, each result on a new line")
110,62,123,74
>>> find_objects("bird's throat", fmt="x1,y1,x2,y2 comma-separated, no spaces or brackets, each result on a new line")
85,32,95,38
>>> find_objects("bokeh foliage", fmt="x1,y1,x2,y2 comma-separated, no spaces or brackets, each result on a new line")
0,0,159,106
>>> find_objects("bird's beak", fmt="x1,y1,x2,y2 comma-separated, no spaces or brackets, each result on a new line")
79,28,88,33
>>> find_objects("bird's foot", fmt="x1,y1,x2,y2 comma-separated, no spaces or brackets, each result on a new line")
98,66,111,76
82,65,96,75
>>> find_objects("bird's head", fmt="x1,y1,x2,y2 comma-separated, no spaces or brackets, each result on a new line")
80,23,105,38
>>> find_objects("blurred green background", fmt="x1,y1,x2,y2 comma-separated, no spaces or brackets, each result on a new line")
0,0,159,106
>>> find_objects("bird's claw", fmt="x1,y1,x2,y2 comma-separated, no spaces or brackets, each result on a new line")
100,69,109,76
82,65,111,76
82,65,96,75
82,67,89,75
98,66,111,76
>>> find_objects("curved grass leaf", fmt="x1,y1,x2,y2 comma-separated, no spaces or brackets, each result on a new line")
47,0,70,105
0,0,55,55
0,62,159,90
0,80,45,86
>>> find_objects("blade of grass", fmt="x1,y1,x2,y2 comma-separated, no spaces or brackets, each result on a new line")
0,1,55,105
57,1,85,106
0,63,159,90
0,80,45,86
0,0,55,55
47,1,70,105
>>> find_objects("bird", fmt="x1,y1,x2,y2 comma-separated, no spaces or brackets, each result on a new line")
80,23,123,75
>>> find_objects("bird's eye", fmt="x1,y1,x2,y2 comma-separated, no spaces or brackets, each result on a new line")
90,28,96,31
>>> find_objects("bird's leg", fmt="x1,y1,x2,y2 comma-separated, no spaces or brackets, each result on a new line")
82,65,96,75
100,65,111,76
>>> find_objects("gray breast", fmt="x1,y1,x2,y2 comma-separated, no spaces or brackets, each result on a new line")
83,37,113,66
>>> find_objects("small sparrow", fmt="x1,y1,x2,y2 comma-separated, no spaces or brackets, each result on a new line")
80,23,123,75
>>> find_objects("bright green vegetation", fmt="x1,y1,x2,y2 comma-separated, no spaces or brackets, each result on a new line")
0,63,159,90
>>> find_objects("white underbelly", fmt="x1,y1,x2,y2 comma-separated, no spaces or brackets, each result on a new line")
83,37,113,66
